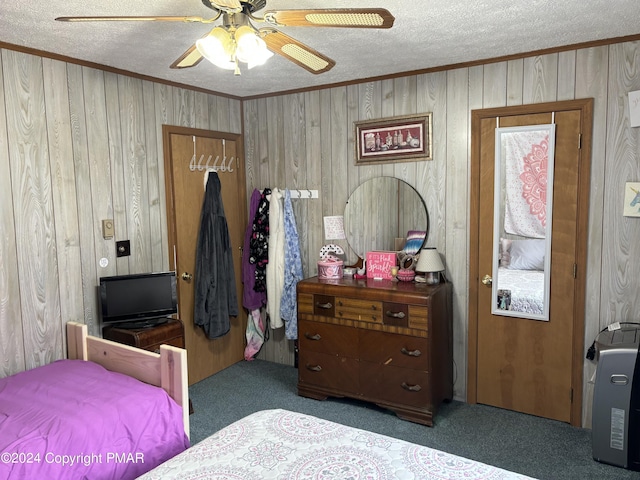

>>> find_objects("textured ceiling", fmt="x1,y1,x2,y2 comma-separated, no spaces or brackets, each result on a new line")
1,0,639,99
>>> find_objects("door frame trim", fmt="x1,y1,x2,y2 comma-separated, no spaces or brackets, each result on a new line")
467,99,593,427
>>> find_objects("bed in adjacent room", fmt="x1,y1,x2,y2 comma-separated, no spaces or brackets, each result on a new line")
0,322,189,480
497,237,546,315
496,266,545,315
139,408,534,480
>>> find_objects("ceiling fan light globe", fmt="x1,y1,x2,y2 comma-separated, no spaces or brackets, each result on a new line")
247,41,274,68
235,26,261,63
196,27,236,69
235,29,273,68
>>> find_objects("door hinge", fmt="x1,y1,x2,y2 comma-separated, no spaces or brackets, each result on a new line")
578,133,582,150
573,263,577,278
570,387,574,403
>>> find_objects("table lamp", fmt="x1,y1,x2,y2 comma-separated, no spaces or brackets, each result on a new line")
415,247,445,285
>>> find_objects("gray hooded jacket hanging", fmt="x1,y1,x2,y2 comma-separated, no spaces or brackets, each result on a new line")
194,172,238,339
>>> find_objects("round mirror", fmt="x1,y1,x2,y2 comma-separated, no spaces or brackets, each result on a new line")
343,177,429,260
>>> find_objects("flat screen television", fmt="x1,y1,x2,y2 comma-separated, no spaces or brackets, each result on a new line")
99,271,177,328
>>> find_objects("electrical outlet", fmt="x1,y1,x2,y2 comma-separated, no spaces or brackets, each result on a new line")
102,219,115,239
116,240,130,257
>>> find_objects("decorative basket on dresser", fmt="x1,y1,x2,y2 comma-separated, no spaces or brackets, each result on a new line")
296,276,453,426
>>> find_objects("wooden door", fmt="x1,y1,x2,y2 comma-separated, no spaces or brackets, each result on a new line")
163,125,247,385
468,100,592,426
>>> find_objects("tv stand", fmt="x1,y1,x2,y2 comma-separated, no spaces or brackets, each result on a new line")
102,318,184,353
102,318,194,416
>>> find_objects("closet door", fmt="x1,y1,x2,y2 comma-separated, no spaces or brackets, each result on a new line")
163,125,248,385
468,100,592,426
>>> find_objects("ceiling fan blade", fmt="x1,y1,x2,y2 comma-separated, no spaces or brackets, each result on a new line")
170,44,205,69
261,30,335,75
262,9,395,29
201,0,243,13
55,16,214,23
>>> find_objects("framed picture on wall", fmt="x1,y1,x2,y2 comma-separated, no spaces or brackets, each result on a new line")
623,182,640,217
354,113,432,165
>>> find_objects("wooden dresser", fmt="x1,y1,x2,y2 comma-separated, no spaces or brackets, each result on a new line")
296,276,452,426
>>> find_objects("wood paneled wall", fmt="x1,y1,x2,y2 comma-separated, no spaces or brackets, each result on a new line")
1,40,639,427
243,41,640,427
0,49,241,377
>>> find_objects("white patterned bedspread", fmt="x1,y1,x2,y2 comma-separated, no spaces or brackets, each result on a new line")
139,409,534,480
497,267,545,315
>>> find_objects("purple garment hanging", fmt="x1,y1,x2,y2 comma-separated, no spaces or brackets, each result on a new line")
242,189,266,310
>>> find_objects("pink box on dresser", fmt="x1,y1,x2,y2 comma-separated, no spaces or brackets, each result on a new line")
366,251,397,280
317,259,344,279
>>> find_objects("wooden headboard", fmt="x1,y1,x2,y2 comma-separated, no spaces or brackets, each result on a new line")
66,321,189,439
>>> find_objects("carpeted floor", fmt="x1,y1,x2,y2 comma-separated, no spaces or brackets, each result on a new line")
188,359,639,480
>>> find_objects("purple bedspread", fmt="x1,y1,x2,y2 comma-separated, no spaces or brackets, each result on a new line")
0,359,189,480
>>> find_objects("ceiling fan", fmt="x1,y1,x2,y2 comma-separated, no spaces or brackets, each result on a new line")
55,0,395,75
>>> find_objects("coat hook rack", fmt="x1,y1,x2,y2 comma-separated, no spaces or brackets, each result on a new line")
275,189,319,199
189,136,235,173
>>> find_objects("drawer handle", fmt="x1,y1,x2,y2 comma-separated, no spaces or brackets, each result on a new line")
305,364,322,372
401,347,422,357
304,332,322,341
316,302,333,309
386,310,405,319
401,382,422,392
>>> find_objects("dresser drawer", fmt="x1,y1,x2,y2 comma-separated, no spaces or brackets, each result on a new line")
382,302,409,327
359,329,429,371
361,363,431,409
336,297,383,323
298,319,358,356
144,336,185,353
297,293,314,316
299,351,359,393
313,294,335,317
408,305,429,331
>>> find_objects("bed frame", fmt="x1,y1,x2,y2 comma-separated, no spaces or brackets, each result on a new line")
66,321,189,439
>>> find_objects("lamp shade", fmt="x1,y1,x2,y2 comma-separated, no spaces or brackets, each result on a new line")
415,247,444,285
196,27,236,70
415,247,444,273
235,26,274,68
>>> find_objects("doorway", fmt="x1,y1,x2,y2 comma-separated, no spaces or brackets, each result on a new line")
468,99,593,426
163,125,248,385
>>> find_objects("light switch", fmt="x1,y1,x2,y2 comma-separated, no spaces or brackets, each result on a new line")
102,219,114,239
